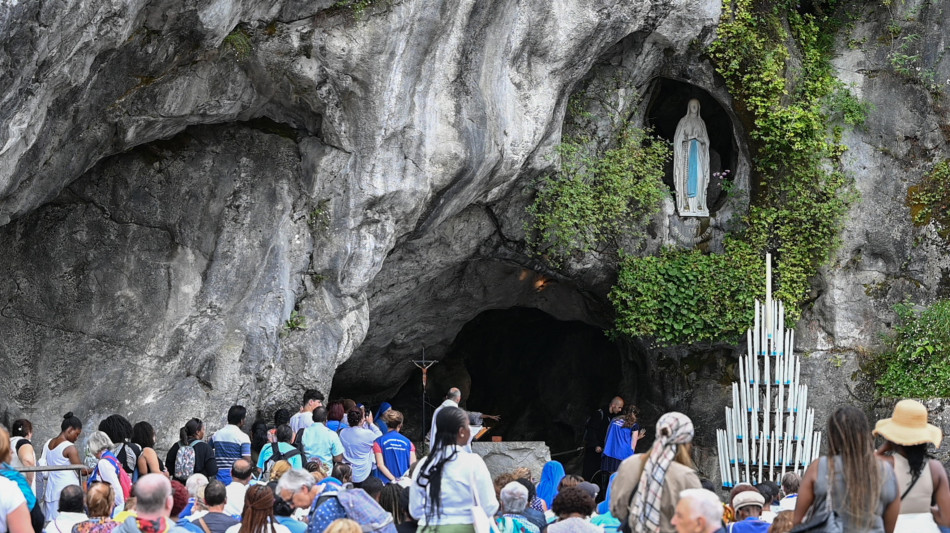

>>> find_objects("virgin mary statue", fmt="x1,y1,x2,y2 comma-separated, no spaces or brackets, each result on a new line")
673,99,710,217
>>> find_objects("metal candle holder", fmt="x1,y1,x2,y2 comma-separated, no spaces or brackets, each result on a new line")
716,253,821,487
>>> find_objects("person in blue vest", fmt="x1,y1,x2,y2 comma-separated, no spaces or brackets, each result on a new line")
601,405,645,474
374,410,417,484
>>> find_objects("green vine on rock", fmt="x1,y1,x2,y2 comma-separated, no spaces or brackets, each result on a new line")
610,240,765,345
526,125,670,265
869,301,950,398
707,0,858,319
607,0,861,346
223,28,252,59
907,159,950,241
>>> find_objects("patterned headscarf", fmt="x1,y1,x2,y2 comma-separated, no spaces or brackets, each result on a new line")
629,412,694,533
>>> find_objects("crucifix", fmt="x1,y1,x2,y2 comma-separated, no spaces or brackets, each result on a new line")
411,348,438,449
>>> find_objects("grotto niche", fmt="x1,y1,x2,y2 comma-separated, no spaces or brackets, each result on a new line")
419,307,626,465
646,78,739,216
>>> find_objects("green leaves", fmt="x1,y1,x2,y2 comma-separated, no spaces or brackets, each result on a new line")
907,160,950,241
708,0,859,324
527,126,670,264
874,301,950,398
609,240,765,346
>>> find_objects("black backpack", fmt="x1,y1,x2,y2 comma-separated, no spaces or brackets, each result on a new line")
264,442,301,474
294,428,307,458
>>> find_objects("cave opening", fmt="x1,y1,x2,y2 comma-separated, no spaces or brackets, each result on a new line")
423,307,626,466
645,78,739,215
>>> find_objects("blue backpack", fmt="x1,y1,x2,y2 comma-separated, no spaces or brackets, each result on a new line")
306,484,396,533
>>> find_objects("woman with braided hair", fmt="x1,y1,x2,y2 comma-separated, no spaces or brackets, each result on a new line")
610,412,701,533
409,406,498,532
794,405,899,533
225,485,292,533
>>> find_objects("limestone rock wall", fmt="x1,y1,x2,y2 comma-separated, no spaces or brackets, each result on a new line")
1,0,948,472
0,0,725,438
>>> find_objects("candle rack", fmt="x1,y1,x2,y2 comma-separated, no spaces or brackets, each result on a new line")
716,253,821,488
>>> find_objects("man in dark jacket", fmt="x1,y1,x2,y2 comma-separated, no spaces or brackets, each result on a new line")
582,397,624,481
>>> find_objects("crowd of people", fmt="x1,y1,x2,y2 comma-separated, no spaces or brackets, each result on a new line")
2,390,950,533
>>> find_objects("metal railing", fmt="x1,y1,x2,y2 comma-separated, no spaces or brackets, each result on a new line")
10,464,88,487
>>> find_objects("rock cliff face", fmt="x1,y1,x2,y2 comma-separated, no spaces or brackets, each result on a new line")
1,0,948,482
0,0,724,438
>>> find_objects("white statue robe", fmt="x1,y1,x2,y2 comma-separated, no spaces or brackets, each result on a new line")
673,104,710,217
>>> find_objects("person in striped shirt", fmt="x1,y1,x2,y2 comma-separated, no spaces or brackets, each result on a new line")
209,405,251,485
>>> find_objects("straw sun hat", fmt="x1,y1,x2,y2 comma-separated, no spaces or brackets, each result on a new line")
873,399,943,447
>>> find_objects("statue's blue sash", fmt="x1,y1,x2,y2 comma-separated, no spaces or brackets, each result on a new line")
687,138,700,198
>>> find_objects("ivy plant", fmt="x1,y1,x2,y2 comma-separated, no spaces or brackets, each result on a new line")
610,240,764,345
872,301,950,398
907,159,950,241
527,126,670,265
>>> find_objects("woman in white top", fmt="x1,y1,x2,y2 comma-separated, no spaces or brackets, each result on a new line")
86,432,126,511
1,426,32,533
44,412,90,521
9,419,36,492
410,406,498,532
0,476,32,533
339,408,382,483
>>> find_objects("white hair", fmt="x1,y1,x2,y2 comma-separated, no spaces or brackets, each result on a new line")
276,468,316,494
500,481,529,513
86,431,113,455
185,474,209,497
679,488,723,527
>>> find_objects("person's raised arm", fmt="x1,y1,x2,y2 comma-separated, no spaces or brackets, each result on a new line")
793,459,819,524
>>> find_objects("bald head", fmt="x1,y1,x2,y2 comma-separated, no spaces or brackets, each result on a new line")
135,473,173,517
232,459,253,484
609,397,625,415
59,485,85,513
447,388,461,402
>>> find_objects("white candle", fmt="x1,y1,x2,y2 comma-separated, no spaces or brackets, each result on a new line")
729,408,741,470
795,355,801,388
788,332,794,381
764,377,771,447
770,430,777,481
732,384,740,424
743,405,750,469
766,253,772,330
718,431,727,486
776,381,784,442
739,364,747,414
